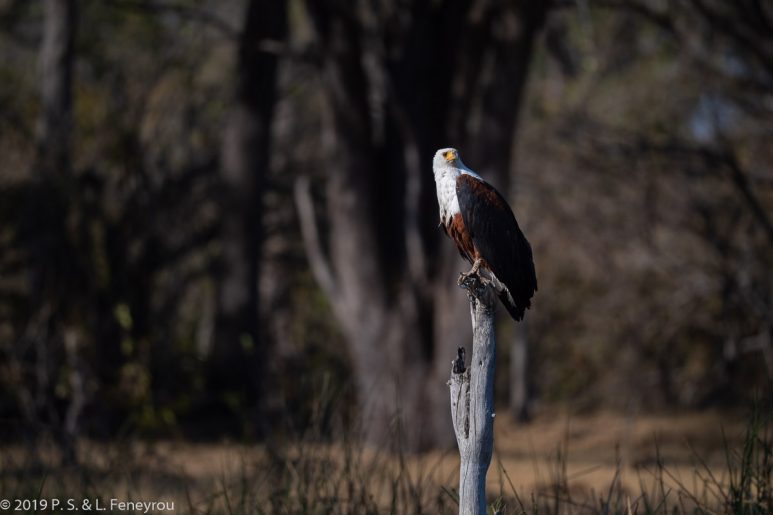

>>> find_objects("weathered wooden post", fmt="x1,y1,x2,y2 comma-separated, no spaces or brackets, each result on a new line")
449,274,497,515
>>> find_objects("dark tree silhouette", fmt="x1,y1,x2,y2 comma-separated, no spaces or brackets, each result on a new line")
211,0,287,435
22,0,80,464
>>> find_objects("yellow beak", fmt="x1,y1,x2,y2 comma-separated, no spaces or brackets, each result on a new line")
443,150,456,162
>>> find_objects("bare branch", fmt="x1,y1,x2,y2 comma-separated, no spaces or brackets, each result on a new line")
721,150,773,246
688,0,773,80
563,117,773,247
294,175,337,299
638,141,773,246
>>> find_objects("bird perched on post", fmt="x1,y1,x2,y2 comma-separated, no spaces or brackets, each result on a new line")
433,148,537,321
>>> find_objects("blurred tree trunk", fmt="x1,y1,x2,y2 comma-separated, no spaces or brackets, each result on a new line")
302,0,549,449
212,0,286,435
28,0,79,463
301,0,428,447
510,321,531,421
38,0,76,177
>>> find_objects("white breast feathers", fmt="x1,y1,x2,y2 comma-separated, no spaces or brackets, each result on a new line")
435,169,460,225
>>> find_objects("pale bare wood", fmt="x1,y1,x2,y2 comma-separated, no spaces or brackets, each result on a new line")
449,276,497,515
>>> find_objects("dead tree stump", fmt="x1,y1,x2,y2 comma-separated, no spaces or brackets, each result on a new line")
449,274,497,515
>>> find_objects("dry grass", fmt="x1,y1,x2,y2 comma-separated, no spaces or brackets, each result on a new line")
0,409,768,514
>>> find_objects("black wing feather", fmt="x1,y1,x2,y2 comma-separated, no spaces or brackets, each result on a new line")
456,174,537,320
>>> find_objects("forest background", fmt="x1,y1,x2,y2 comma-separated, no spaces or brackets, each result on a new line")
0,0,771,510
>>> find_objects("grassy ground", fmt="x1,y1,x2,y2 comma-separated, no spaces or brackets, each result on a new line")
0,409,770,514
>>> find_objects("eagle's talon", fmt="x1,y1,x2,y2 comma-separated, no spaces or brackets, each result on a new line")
457,270,490,299
457,258,484,285
457,271,477,288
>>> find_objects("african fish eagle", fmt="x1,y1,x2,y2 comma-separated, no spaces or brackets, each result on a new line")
433,148,537,321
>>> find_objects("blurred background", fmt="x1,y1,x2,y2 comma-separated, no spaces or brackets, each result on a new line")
0,0,771,505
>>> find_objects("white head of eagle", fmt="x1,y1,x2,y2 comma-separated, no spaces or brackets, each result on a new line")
432,147,537,321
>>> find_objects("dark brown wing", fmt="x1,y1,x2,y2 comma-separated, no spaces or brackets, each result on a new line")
456,173,537,321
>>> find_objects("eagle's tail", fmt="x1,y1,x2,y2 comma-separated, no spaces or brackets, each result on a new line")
490,273,527,321
497,290,525,321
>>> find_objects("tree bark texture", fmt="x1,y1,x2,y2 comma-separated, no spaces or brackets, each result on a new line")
301,0,549,449
212,0,286,432
449,284,497,515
